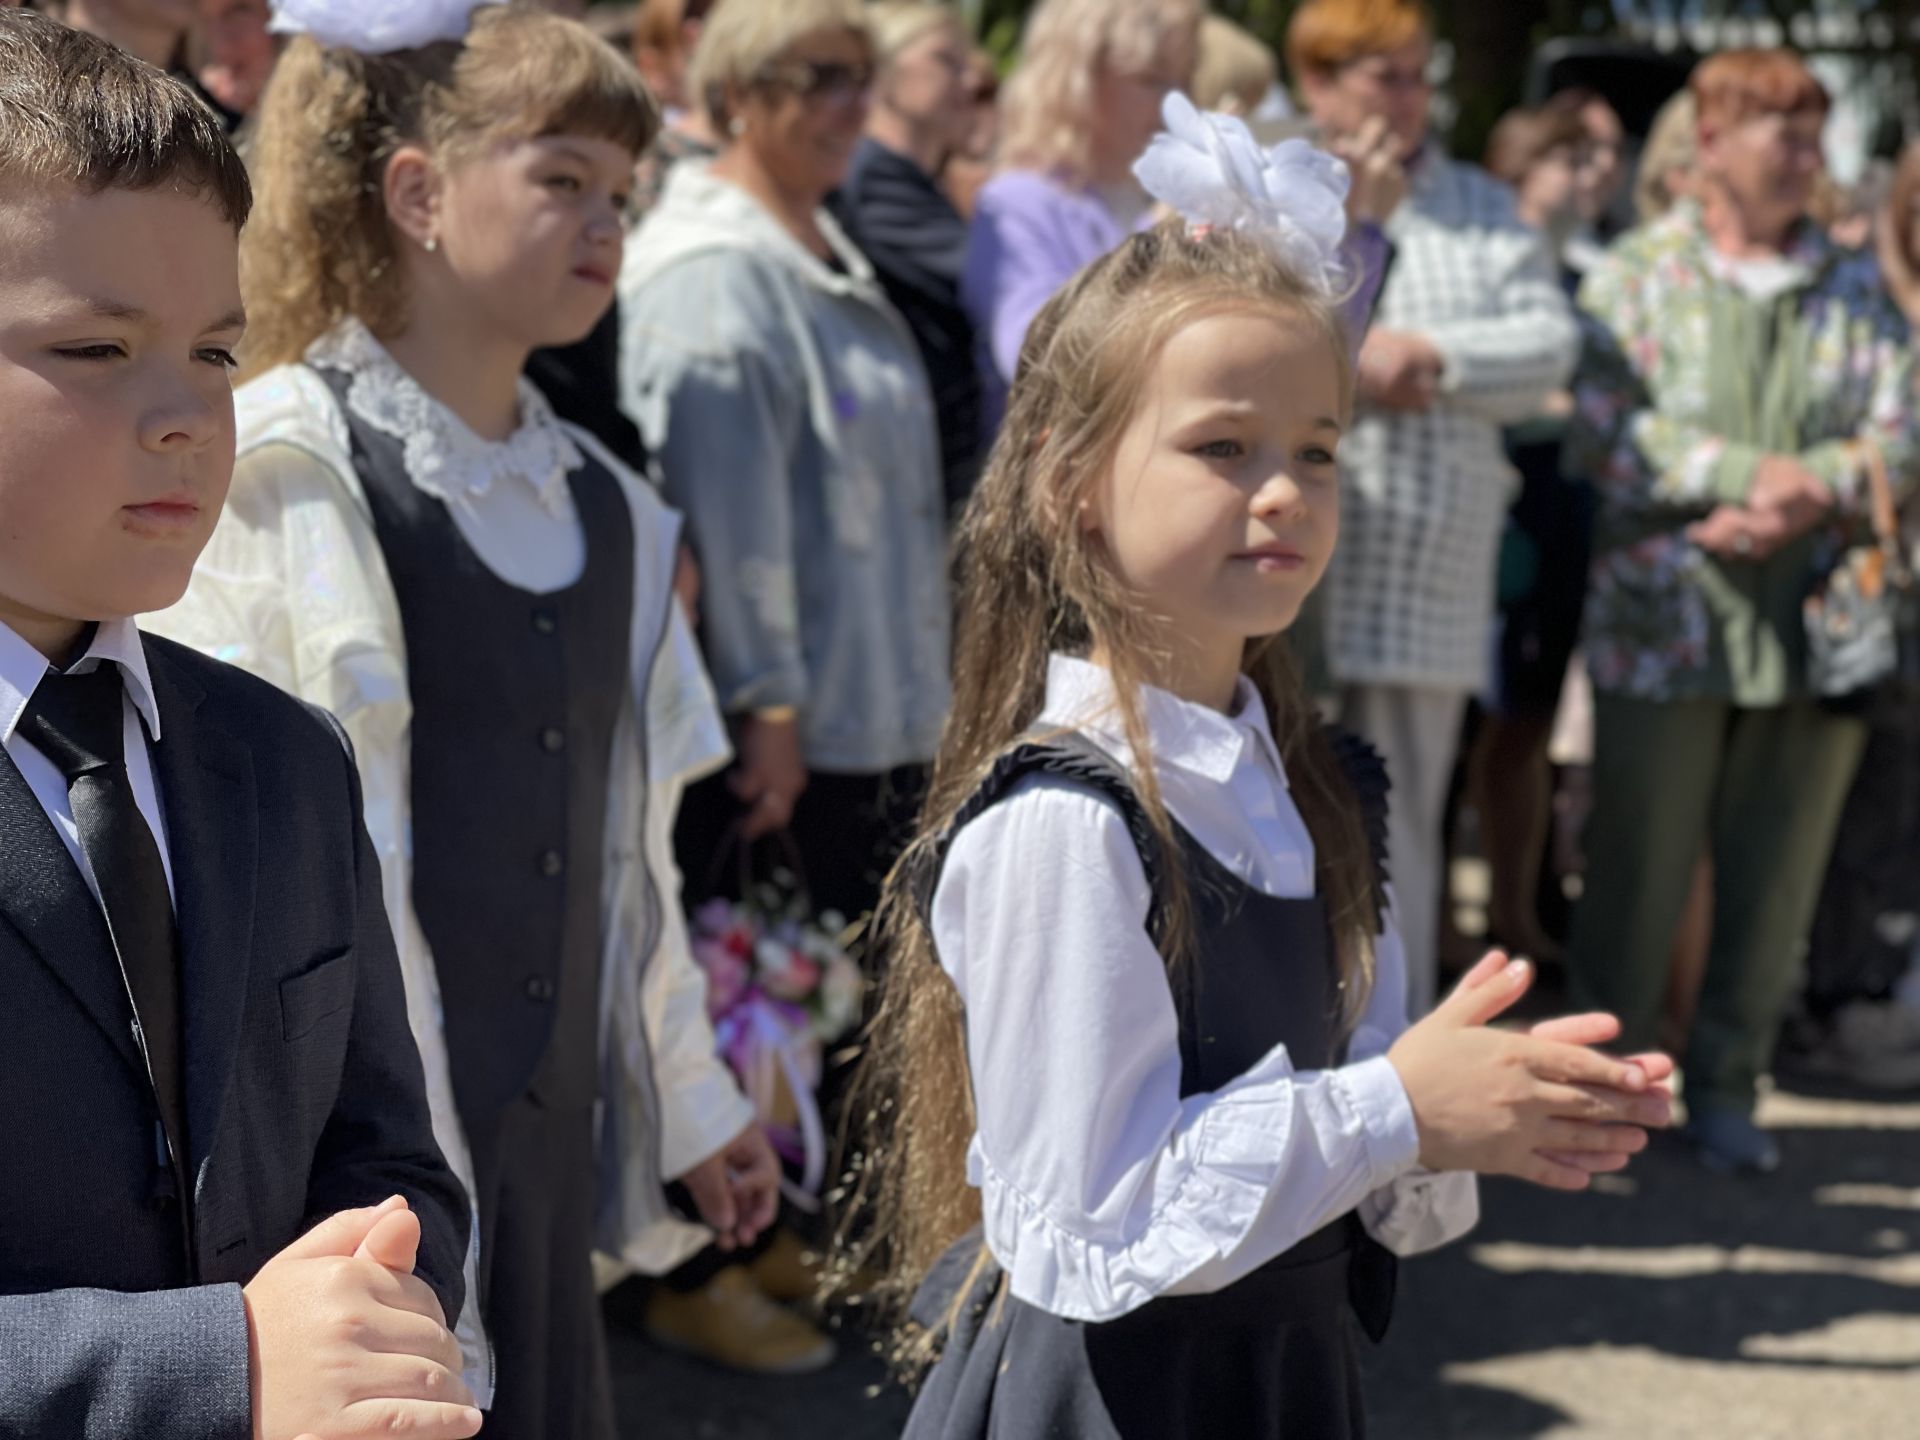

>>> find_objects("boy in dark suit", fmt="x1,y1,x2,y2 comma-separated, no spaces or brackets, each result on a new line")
0,14,477,1438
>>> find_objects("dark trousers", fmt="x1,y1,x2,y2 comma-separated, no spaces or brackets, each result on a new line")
1568,693,1866,1112
674,763,930,927
1804,700,1920,1014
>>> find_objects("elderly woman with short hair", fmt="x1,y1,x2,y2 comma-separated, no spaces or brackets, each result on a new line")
617,0,949,1372
1567,49,1919,1174
620,0,948,921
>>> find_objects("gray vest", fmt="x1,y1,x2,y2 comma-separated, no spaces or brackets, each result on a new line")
315,367,634,1132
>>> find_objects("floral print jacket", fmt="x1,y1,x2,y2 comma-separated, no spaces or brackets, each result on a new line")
1569,202,1916,704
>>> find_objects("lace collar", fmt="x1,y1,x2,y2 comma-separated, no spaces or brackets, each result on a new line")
306,318,583,518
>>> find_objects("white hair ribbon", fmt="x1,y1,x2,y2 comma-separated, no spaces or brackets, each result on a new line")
1133,92,1354,296
269,0,485,53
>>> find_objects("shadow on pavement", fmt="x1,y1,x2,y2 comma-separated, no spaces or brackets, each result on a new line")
604,1080,1920,1438
1365,1085,1920,1438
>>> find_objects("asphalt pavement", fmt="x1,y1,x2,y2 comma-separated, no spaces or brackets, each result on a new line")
607,1073,1920,1439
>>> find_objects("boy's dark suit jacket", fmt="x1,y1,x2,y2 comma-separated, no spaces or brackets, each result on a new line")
0,633,468,1438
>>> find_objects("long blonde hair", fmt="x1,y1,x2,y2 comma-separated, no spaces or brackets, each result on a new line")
995,0,1202,184
241,2,656,373
837,222,1379,1367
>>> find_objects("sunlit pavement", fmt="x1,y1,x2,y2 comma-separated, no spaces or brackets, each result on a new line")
1363,1083,1920,1439
605,1082,1920,1438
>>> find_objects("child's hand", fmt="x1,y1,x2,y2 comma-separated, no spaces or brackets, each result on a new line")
1521,997,1677,1174
243,1196,480,1440
1387,953,1674,1191
677,1122,782,1252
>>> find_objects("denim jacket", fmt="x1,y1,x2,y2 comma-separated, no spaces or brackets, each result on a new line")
618,161,951,773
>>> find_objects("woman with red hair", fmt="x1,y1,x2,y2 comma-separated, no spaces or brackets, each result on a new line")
1567,50,1919,1173
1288,0,1580,1013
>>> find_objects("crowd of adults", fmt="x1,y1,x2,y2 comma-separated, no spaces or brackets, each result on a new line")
19,0,1920,1373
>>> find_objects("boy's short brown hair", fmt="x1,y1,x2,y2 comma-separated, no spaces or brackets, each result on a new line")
0,9,252,229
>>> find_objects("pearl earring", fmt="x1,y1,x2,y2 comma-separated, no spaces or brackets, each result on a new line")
729,116,746,137
424,235,438,253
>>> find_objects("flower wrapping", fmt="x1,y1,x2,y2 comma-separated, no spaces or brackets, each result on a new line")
269,0,483,53
689,890,865,1208
1133,92,1354,295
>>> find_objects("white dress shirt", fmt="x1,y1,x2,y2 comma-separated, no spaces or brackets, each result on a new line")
0,616,174,904
930,655,1478,1324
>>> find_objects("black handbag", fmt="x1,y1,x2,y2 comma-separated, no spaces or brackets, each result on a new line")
1805,440,1920,701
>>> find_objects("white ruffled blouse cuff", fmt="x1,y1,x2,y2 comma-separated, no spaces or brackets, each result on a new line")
1361,1166,1480,1257
1330,1053,1422,1182
975,1050,1420,1324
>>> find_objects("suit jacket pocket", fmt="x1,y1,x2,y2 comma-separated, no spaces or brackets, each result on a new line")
280,948,354,1042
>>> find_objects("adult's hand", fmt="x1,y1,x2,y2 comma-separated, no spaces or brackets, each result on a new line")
1357,329,1443,413
1688,504,1795,561
730,711,808,840
1748,454,1834,537
245,1197,480,1440
1330,116,1409,228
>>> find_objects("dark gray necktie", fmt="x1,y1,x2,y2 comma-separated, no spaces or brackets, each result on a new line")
19,663,188,1180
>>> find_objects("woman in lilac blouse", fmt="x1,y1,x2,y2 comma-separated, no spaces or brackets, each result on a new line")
962,0,1397,426
961,0,1202,418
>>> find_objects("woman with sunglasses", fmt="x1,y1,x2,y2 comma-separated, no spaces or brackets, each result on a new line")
618,2,950,1368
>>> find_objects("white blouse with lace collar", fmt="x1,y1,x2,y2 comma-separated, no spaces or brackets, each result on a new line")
930,655,1478,1323
306,319,589,594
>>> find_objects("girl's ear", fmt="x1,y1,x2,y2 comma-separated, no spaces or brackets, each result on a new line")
384,143,442,253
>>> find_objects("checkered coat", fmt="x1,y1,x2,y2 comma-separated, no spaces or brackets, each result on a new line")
1325,152,1579,691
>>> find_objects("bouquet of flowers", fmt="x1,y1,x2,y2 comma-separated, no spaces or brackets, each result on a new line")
690,872,865,1210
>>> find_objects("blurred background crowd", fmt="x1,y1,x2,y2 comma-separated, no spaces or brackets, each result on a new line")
12,0,1920,1427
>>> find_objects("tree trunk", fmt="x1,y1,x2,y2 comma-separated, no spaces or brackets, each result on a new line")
1436,0,1552,158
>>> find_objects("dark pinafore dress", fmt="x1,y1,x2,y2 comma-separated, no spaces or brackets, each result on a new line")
905,730,1399,1440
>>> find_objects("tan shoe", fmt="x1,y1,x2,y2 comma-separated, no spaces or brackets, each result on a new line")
749,1225,824,1306
643,1267,837,1375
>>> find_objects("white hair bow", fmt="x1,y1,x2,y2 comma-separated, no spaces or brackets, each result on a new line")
269,0,485,53
1133,92,1354,296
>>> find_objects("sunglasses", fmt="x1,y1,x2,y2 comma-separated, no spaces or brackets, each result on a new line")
755,58,874,105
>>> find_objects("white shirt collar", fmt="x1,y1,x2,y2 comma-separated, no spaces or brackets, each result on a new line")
306,317,584,519
0,615,162,747
1037,653,1288,789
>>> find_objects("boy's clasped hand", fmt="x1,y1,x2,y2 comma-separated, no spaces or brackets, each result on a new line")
244,1196,482,1440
